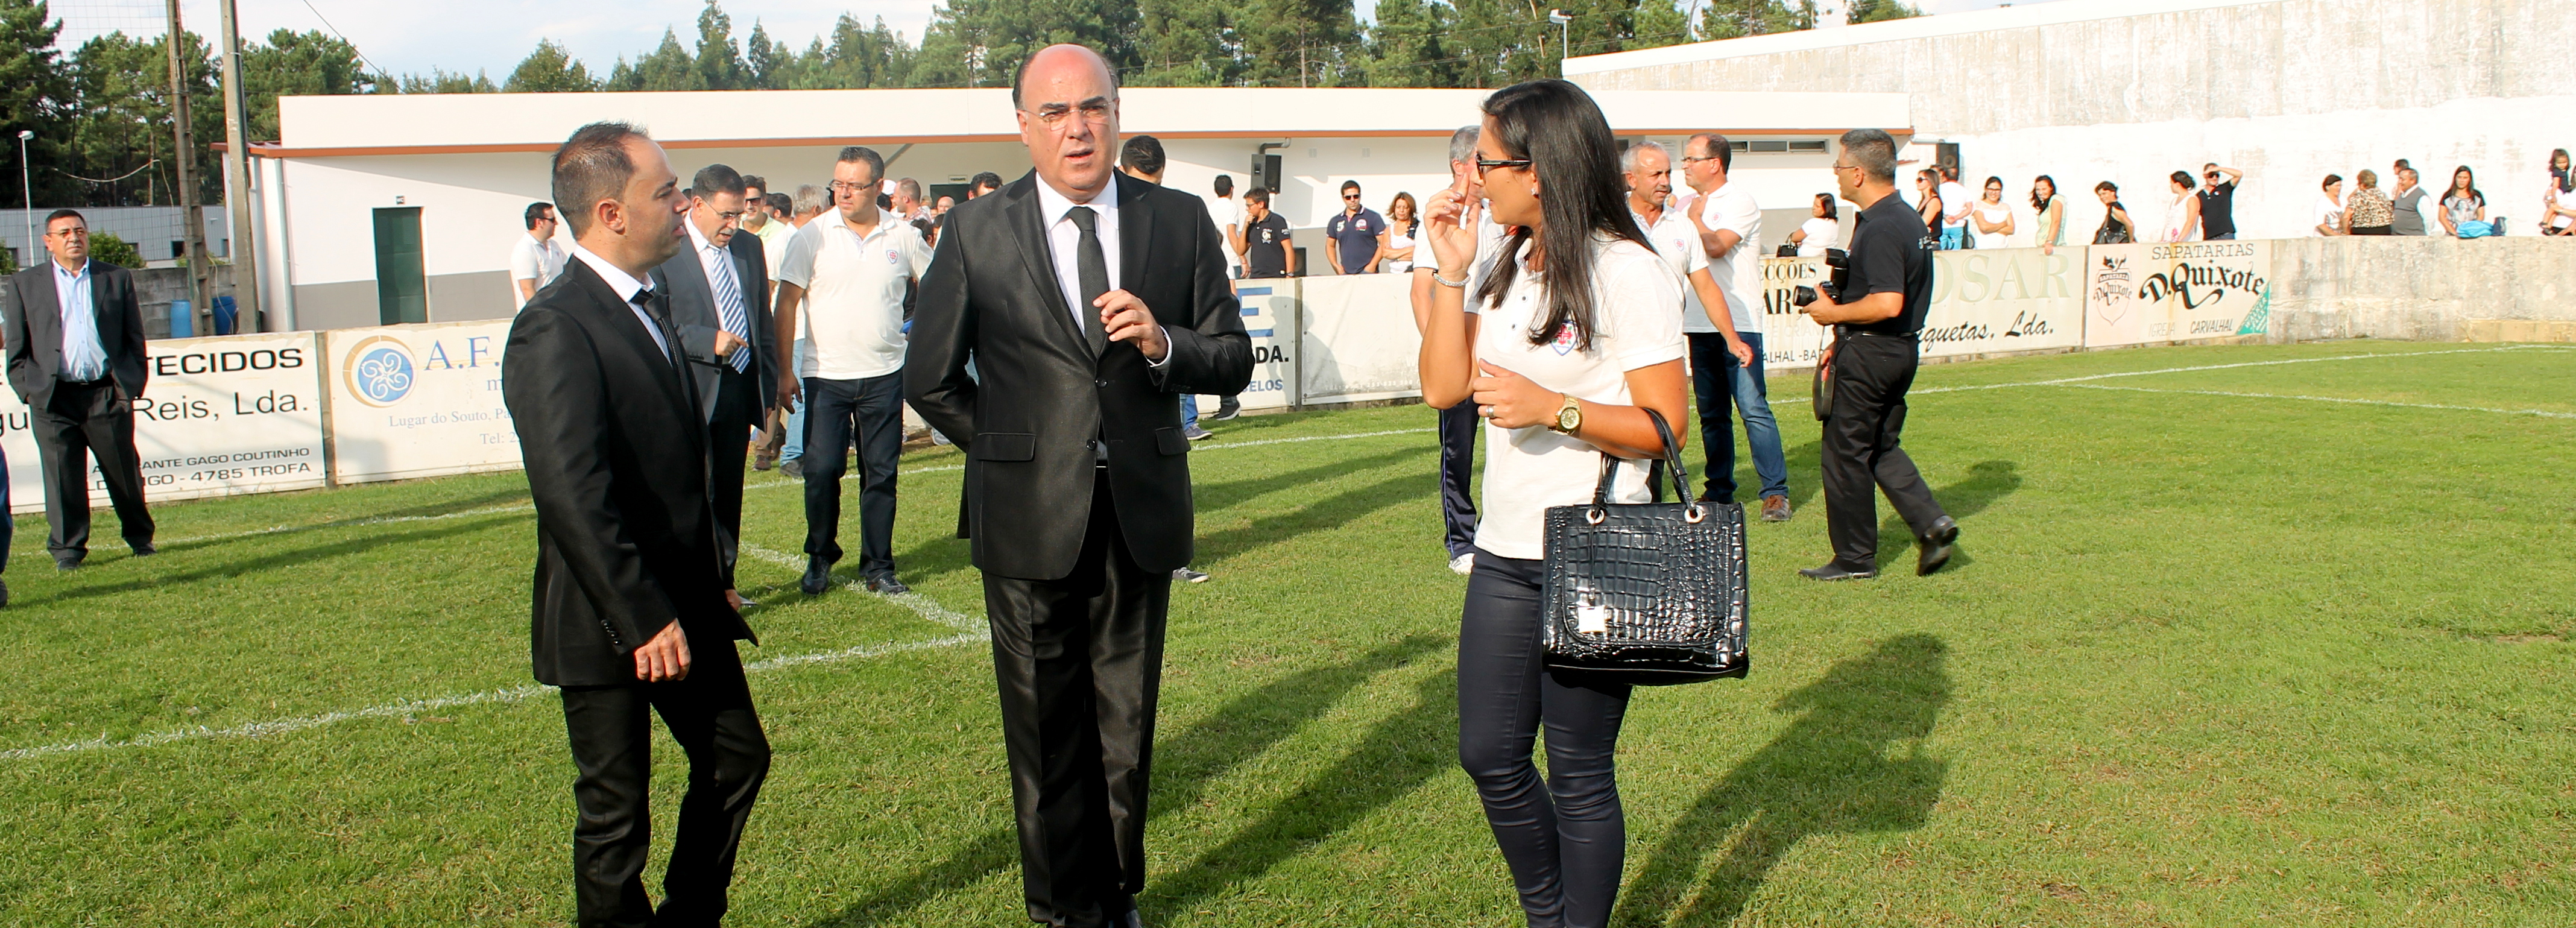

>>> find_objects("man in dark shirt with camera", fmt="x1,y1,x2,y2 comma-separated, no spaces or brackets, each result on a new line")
1796,128,1958,581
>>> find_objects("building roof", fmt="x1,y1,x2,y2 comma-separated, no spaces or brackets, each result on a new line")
264,87,1909,157
1564,0,2279,75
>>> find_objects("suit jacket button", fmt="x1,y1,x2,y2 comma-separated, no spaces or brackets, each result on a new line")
1094,379,1109,387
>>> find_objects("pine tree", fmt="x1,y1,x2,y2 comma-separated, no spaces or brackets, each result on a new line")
0,0,75,205
608,30,706,92
1699,0,1817,40
1362,0,1459,87
1845,0,1921,25
693,0,749,90
505,40,598,93
236,30,373,142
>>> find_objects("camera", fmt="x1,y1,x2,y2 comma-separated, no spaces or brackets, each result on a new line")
1791,248,1851,309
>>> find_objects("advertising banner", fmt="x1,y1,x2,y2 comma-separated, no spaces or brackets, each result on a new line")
1757,256,1833,374
1226,282,1298,411
1296,275,1422,405
0,332,328,514
1922,246,2086,359
323,320,521,484
2083,241,2273,347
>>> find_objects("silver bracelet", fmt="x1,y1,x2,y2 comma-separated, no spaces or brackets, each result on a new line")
1432,271,1470,289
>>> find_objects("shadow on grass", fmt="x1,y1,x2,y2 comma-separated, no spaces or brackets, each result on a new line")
810,634,1445,927
1877,460,2022,561
1612,634,1952,927
1141,666,1457,913
16,515,523,608
886,446,1436,584
1195,470,1436,565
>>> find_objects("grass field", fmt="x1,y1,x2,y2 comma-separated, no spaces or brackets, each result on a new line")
2,340,2572,926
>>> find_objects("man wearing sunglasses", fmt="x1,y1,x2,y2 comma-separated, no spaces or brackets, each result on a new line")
2199,163,2244,240
1324,179,1385,274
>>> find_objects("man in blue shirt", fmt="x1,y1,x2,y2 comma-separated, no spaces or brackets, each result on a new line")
1323,180,1385,274
4,209,157,575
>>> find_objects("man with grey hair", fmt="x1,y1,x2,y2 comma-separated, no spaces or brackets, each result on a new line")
892,177,929,223
1798,127,1956,581
1410,123,1509,575
504,121,769,928
791,183,829,225
1679,131,1792,522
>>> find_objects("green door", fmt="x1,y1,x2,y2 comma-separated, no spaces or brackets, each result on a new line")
373,207,427,324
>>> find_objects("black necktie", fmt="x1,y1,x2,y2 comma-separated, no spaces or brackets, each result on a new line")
635,290,680,368
1066,206,1110,355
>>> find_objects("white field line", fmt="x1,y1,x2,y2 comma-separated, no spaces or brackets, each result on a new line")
733,543,986,634
2060,383,2576,419
159,503,537,547
748,427,1428,484
3,547,988,762
1763,344,2566,406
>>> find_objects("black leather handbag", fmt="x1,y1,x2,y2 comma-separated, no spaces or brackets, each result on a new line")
1539,409,1749,685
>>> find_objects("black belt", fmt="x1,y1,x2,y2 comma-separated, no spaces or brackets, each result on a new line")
1836,326,1918,339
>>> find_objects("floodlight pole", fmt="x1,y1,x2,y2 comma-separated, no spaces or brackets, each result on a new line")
1549,10,1575,70
16,130,29,268
166,0,212,314
218,0,261,330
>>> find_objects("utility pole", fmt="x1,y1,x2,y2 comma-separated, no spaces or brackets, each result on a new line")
216,0,260,330
165,0,212,318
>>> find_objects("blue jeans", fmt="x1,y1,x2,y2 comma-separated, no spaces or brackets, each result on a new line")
1688,332,1790,503
780,340,808,462
1180,393,1198,429
1938,227,1963,250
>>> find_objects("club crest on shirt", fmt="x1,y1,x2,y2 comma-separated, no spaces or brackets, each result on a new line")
1551,321,1579,355
885,248,900,265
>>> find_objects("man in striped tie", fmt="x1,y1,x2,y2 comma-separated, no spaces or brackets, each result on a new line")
657,163,777,610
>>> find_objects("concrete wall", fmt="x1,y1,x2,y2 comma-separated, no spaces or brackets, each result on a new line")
1568,0,2576,243
2262,236,2576,342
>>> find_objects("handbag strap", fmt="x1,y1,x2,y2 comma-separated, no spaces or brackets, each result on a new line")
1589,407,1700,514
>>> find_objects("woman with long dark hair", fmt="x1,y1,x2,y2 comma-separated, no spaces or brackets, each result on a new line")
1916,169,1945,242
2543,148,2574,236
1972,176,2016,248
2092,181,2133,244
1417,78,1689,928
1788,192,1840,256
2031,175,2066,254
2440,165,2488,238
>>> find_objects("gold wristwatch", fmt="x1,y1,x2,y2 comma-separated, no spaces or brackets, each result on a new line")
1548,394,1582,435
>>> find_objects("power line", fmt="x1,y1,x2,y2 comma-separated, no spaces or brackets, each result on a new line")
296,0,384,77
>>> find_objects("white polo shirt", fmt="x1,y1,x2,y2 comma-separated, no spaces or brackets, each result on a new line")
775,207,932,380
1631,205,1710,328
1692,181,1762,334
510,233,567,307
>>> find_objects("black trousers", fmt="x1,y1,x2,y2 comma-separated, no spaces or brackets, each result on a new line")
1820,334,1949,570
1685,332,1741,502
32,379,154,559
1458,549,1632,928
983,472,1172,927
704,367,760,589
801,372,903,578
559,637,770,928
1438,400,1480,558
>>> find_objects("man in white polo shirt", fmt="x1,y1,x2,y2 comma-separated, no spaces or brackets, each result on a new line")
1624,139,1752,392
772,145,931,597
1681,132,1793,522
509,201,567,308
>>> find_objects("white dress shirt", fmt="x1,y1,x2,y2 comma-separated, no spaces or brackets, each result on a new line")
1032,177,1168,366
53,259,109,382
566,243,672,360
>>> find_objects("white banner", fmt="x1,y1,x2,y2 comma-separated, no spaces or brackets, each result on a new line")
1225,281,1298,411
1296,275,1422,405
1923,247,2086,358
1757,256,1833,374
2084,241,2274,347
323,320,522,484
0,332,328,514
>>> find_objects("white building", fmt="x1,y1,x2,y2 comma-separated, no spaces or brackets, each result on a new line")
231,86,1907,330
1567,0,2576,246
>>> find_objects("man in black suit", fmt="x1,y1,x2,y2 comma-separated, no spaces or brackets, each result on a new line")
906,44,1254,928
503,122,768,928
4,209,155,572
655,162,773,609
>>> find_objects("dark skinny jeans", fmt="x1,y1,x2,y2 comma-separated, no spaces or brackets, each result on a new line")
1457,548,1634,928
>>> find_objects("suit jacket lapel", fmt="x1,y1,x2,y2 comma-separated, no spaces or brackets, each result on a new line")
1117,172,1155,301
1005,172,1095,358
569,263,692,423
24,266,60,355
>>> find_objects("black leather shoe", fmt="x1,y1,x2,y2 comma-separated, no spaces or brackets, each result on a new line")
866,575,911,595
1211,397,1241,421
801,557,833,595
1916,516,1959,576
54,555,81,572
130,541,157,557
1799,561,1877,581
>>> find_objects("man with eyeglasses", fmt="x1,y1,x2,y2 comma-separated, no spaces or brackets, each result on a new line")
2198,163,2244,240
1798,128,1957,581
654,163,774,610
510,201,567,308
1678,133,1792,522
771,145,929,598
5,209,156,577
1324,179,1384,274
906,43,1252,928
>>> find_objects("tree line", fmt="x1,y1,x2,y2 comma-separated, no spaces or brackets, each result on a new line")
0,0,1916,209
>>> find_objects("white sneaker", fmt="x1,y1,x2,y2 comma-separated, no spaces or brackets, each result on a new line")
1449,553,1475,576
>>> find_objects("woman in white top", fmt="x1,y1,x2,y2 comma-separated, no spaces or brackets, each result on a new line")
2031,175,2067,254
2315,174,2349,236
1787,193,1840,256
2161,171,2202,242
2544,148,2575,236
1380,191,1421,272
1418,80,1688,928
1971,176,2016,249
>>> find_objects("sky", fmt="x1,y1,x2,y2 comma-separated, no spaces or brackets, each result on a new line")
51,0,2041,82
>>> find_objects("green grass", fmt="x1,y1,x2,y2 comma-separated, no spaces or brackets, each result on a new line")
2,340,2571,926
